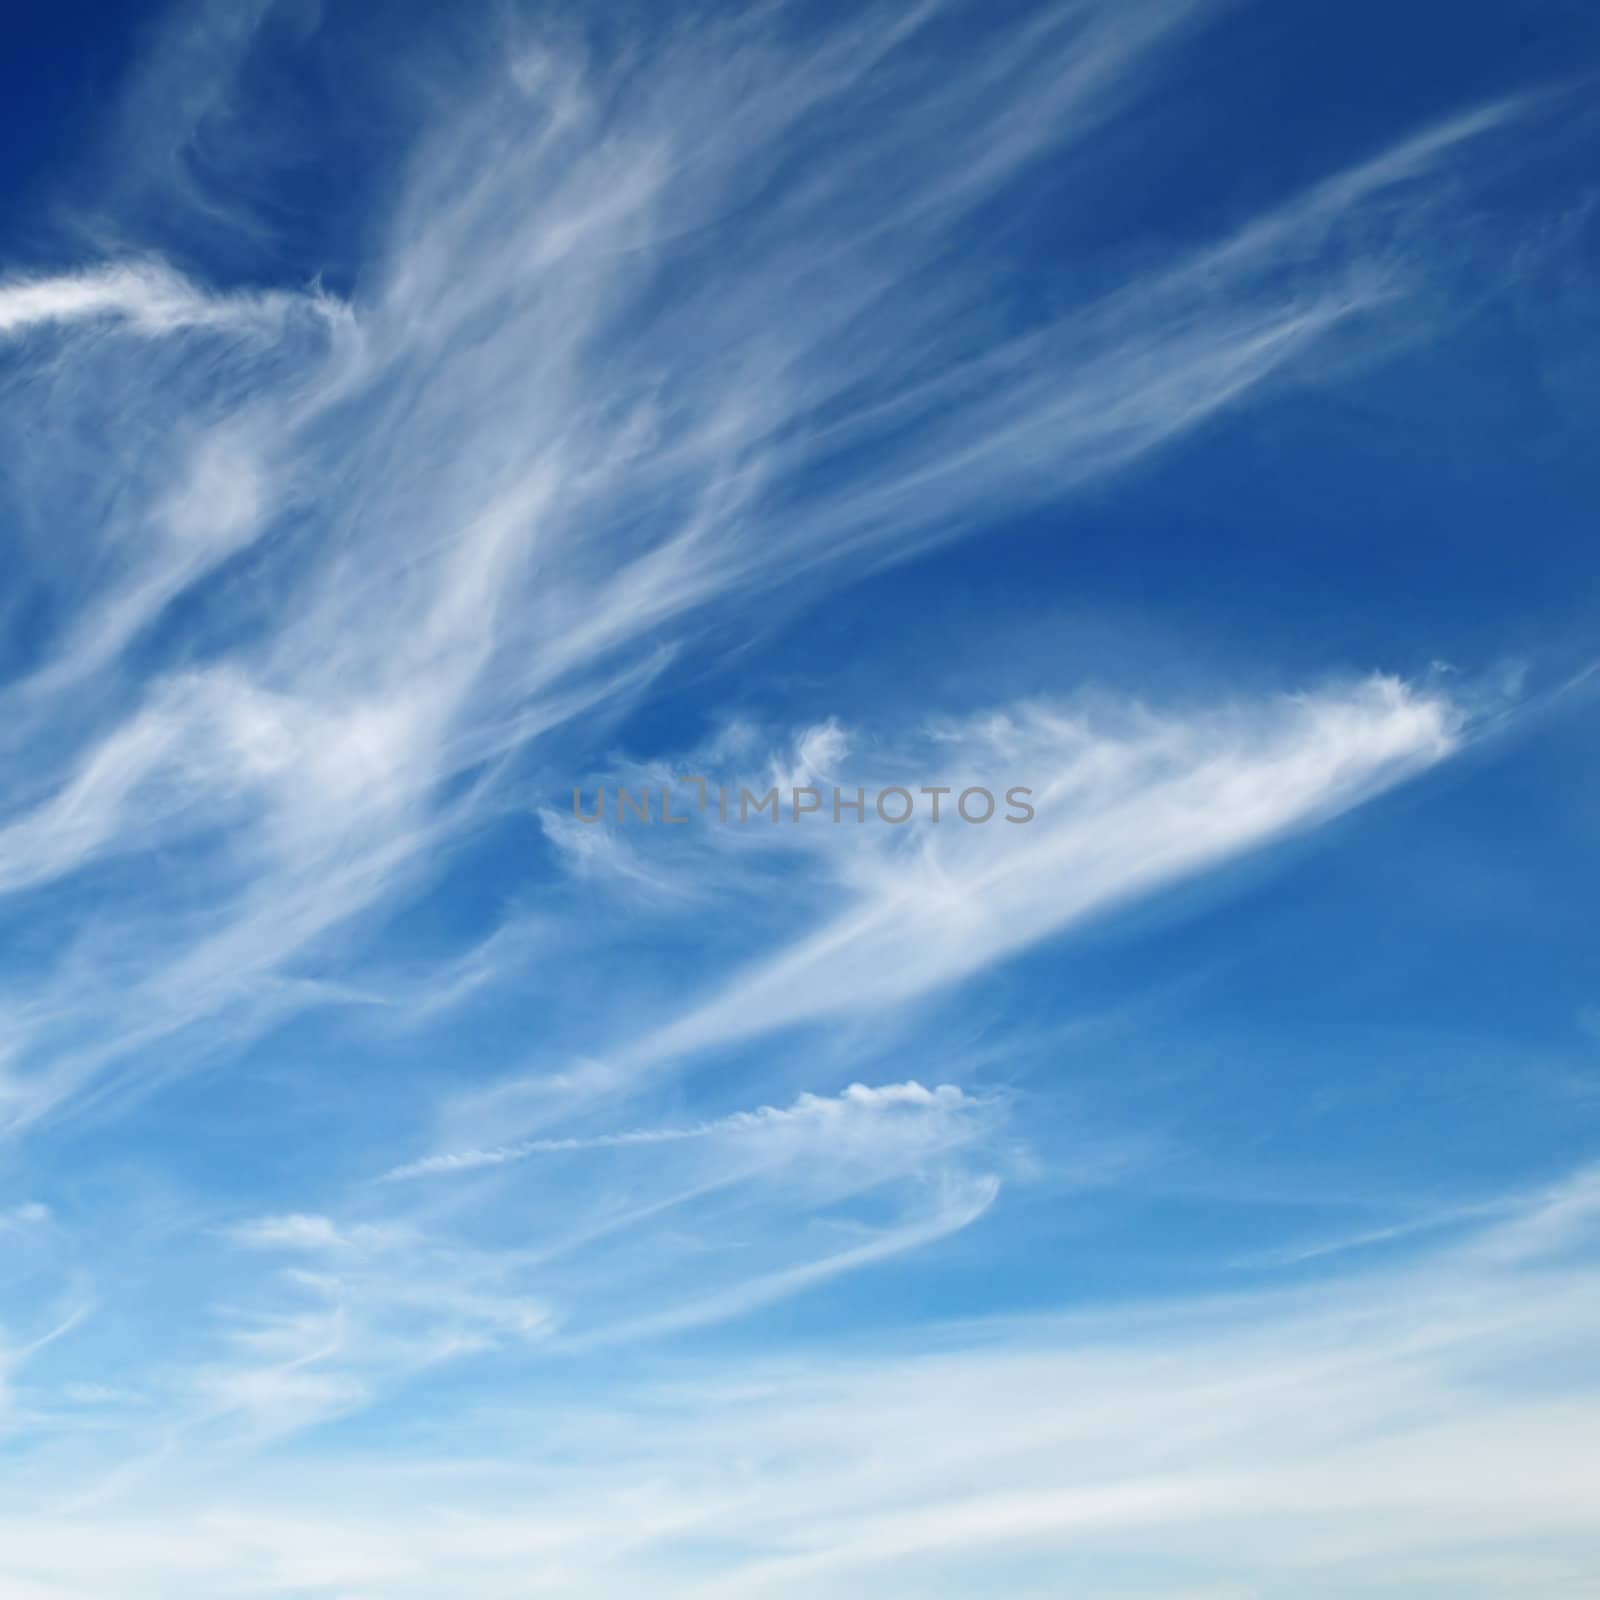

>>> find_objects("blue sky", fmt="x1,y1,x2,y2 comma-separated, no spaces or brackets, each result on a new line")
1,1,1598,1595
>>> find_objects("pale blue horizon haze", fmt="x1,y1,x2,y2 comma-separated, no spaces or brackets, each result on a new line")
1,1,1599,1596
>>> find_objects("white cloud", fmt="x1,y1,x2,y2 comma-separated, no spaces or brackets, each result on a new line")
389,1080,982,1181
453,676,1458,1145
0,7,1586,1597
2,1171,1598,1596
0,262,339,341
0,0,1532,1136
227,1214,349,1252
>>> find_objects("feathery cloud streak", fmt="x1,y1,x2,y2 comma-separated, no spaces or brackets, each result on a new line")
0,2,1593,1596
0,0,1535,1132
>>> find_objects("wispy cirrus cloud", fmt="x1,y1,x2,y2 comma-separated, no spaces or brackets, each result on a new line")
0,261,338,341
0,2,1593,1595
0,0,1541,1136
384,1080,981,1181
4,1167,1600,1597
441,676,1459,1149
